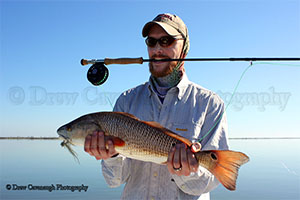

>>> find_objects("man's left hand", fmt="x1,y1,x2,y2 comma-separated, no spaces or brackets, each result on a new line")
167,143,199,176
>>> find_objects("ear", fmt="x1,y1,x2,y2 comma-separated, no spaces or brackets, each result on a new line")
180,54,187,72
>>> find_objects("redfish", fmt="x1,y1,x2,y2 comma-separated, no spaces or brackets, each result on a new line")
57,112,249,191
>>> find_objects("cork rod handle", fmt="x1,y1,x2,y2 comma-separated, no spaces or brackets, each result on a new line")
104,57,144,65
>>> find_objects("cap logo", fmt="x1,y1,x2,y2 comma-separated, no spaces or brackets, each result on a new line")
155,14,173,21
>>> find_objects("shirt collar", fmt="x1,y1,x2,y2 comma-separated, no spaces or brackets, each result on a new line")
147,77,155,97
176,73,190,100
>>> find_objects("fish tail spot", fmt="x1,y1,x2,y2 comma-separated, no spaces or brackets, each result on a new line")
210,150,249,191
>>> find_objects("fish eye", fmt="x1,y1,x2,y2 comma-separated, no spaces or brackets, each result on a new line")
67,126,72,132
210,152,218,161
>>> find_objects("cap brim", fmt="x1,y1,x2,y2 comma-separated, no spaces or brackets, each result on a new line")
142,21,180,37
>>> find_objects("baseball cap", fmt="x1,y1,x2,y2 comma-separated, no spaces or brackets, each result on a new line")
142,13,190,55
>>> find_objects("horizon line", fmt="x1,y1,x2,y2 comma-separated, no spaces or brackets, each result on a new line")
0,136,299,140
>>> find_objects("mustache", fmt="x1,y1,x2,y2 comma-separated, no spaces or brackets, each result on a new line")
150,54,171,60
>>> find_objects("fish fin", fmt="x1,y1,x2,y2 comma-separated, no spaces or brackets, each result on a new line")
115,112,139,120
208,150,249,191
111,136,125,147
144,121,192,146
144,121,164,128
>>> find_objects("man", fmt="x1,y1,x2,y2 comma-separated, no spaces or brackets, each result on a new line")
84,13,229,200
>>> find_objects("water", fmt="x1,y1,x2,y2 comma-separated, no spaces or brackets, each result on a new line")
211,139,300,200
0,139,299,200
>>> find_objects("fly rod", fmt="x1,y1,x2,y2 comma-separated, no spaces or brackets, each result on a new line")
81,57,300,66
80,57,300,86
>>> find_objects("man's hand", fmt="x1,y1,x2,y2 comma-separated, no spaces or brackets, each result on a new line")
167,143,200,176
84,131,118,160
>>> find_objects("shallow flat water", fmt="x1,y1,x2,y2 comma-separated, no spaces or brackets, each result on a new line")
211,139,300,200
0,139,299,200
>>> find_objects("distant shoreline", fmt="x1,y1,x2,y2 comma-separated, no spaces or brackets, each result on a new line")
0,136,59,140
0,136,299,140
229,137,300,140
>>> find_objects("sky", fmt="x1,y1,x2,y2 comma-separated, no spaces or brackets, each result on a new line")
0,0,299,138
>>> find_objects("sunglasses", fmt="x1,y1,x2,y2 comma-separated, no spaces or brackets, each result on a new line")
145,36,183,47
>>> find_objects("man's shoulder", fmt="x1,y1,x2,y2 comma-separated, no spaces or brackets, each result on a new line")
188,81,224,104
119,81,149,97
114,82,149,112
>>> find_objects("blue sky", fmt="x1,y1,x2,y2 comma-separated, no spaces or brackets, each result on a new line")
0,0,299,138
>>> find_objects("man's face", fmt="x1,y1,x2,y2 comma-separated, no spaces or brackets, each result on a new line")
147,24,184,77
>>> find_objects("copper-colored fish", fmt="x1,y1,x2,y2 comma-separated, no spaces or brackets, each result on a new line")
57,112,249,191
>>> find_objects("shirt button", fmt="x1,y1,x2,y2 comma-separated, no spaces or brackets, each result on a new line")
151,197,155,200
153,172,158,177
181,185,185,190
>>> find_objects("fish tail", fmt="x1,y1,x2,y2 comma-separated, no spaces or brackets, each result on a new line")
199,150,249,191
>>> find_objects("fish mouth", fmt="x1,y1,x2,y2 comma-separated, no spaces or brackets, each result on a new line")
58,134,67,140
57,128,72,145
58,135,70,146
59,136,74,147
58,133,69,139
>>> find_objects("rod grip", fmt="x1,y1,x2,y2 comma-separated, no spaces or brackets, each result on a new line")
104,57,143,65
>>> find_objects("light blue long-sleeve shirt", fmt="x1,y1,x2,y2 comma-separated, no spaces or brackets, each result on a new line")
101,74,229,200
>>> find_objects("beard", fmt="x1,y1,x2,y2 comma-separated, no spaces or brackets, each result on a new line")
149,56,178,78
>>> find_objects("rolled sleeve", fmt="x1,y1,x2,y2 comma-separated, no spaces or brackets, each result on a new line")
101,155,131,188
172,166,219,196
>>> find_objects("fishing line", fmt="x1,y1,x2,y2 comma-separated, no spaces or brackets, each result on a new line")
197,62,300,143
254,62,300,67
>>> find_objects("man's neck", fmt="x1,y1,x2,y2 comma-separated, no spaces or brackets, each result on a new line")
151,69,184,103
152,69,183,87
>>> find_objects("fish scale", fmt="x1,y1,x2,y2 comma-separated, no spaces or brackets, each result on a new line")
100,112,175,161
94,112,176,162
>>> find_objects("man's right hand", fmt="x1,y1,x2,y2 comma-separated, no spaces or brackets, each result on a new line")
84,131,118,160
